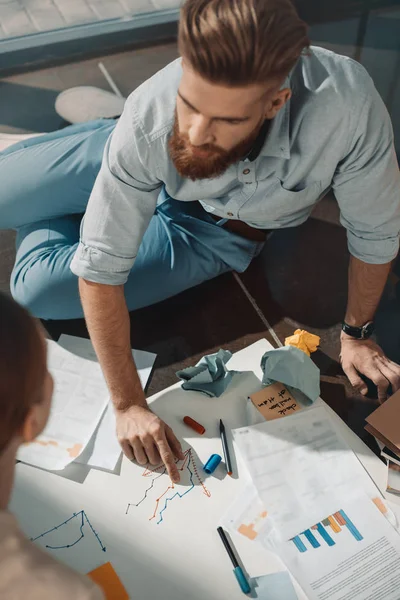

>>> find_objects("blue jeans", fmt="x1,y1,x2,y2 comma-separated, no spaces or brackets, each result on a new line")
0,120,263,320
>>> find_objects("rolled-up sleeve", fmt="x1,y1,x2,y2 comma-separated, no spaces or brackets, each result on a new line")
70,99,162,285
333,74,400,264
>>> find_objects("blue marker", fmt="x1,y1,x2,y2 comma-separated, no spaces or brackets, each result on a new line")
217,527,251,594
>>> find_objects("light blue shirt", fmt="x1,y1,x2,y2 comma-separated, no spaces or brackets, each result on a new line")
70,46,400,285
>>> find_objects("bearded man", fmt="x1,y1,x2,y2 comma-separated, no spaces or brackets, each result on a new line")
1,0,400,481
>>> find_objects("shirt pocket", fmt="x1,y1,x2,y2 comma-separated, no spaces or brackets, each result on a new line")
249,178,323,226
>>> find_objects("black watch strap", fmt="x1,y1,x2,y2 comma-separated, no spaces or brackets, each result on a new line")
342,321,374,340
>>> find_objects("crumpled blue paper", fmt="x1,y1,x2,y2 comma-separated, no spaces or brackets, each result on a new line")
176,349,239,397
261,345,320,405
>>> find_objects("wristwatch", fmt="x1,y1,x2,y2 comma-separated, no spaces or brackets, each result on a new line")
342,321,375,340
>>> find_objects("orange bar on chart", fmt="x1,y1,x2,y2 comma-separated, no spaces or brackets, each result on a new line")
334,512,346,527
328,516,341,533
88,562,129,600
372,497,387,515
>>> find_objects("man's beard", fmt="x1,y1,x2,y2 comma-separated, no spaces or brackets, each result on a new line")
168,115,263,181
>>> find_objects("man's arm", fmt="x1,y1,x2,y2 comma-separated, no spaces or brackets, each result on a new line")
332,65,400,400
79,279,183,481
340,256,400,400
70,95,184,480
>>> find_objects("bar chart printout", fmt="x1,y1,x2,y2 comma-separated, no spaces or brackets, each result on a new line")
291,509,363,552
275,496,400,600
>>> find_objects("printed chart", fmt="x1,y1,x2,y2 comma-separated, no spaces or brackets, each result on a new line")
126,448,211,525
291,509,363,552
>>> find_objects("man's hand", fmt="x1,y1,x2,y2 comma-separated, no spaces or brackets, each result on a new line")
115,405,185,482
340,333,400,401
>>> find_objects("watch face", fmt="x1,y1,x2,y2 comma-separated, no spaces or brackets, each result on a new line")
363,322,375,338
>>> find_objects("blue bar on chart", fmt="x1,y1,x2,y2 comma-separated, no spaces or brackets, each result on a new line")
339,510,363,541
291,509,364,553
303,529,320,548
291,536,307,553
316,522,335,547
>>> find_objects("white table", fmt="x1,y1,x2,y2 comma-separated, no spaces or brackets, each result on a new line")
10,339,395,600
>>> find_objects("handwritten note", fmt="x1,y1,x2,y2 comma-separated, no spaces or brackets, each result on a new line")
249,382,301,421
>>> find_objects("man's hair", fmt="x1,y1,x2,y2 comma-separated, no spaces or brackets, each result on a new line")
179,0,310,86
0,293,46,454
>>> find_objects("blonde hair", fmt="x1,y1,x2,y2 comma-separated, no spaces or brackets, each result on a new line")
179,0,310,86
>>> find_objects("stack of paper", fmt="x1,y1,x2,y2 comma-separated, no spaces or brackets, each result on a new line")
226,406,400,600
18,340,109,470
58,335,156,471
17,336,156,472
365,391,400,458
233,406,384,540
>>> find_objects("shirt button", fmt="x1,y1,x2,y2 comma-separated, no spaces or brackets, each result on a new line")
227,212,234,217
243,168,250,175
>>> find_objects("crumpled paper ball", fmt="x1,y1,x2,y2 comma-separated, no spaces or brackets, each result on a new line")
284,329,320,357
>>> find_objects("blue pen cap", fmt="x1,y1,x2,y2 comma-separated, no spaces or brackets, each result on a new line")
234,566,251,594
203,453,222,474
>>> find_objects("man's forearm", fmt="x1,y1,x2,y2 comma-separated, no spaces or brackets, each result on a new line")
344,255,392,327
79,278,147,410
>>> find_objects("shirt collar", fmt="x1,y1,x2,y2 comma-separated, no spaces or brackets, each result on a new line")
259,78,291,160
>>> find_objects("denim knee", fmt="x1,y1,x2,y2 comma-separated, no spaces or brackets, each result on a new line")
10,258,81,320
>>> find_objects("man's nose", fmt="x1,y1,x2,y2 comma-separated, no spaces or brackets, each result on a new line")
188,115,213,147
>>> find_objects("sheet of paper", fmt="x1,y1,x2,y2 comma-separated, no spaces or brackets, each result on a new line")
88,562,129,600
250,383,302,421
253,572,298,600
270,494,400,600
233,406,381,540
17,340,109,470
58,335,156,470
221,483,274,542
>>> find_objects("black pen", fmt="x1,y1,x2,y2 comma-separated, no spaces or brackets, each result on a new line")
217,526,251,594
219,419,233,476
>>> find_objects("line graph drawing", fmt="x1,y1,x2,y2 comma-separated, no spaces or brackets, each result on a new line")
126,448,211,524
31,510,106,552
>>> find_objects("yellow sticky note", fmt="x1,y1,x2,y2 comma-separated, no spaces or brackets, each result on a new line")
88,562,129,600
284,329,320,356
250,382,301,421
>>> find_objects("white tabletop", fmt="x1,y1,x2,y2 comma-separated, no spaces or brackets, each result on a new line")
10,338,395,600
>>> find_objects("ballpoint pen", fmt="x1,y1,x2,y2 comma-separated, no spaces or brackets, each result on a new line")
219,419,233,476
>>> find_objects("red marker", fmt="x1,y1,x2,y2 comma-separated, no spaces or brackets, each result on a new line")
183,416,206,435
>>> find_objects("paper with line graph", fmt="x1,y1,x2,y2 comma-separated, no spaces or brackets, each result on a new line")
11,351,280,599
17,340,109,470
125,447,211,525
26,507,108,574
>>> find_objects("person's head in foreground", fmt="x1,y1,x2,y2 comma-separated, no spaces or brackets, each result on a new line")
169,0,310,180
0,292,53,509
0,293,104,600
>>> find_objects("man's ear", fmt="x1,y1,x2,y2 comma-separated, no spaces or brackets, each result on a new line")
264,88,292,120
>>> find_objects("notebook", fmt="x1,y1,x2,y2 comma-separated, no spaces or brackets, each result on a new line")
365,390,400,455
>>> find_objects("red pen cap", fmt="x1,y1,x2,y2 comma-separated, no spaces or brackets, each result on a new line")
183,416,206,435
